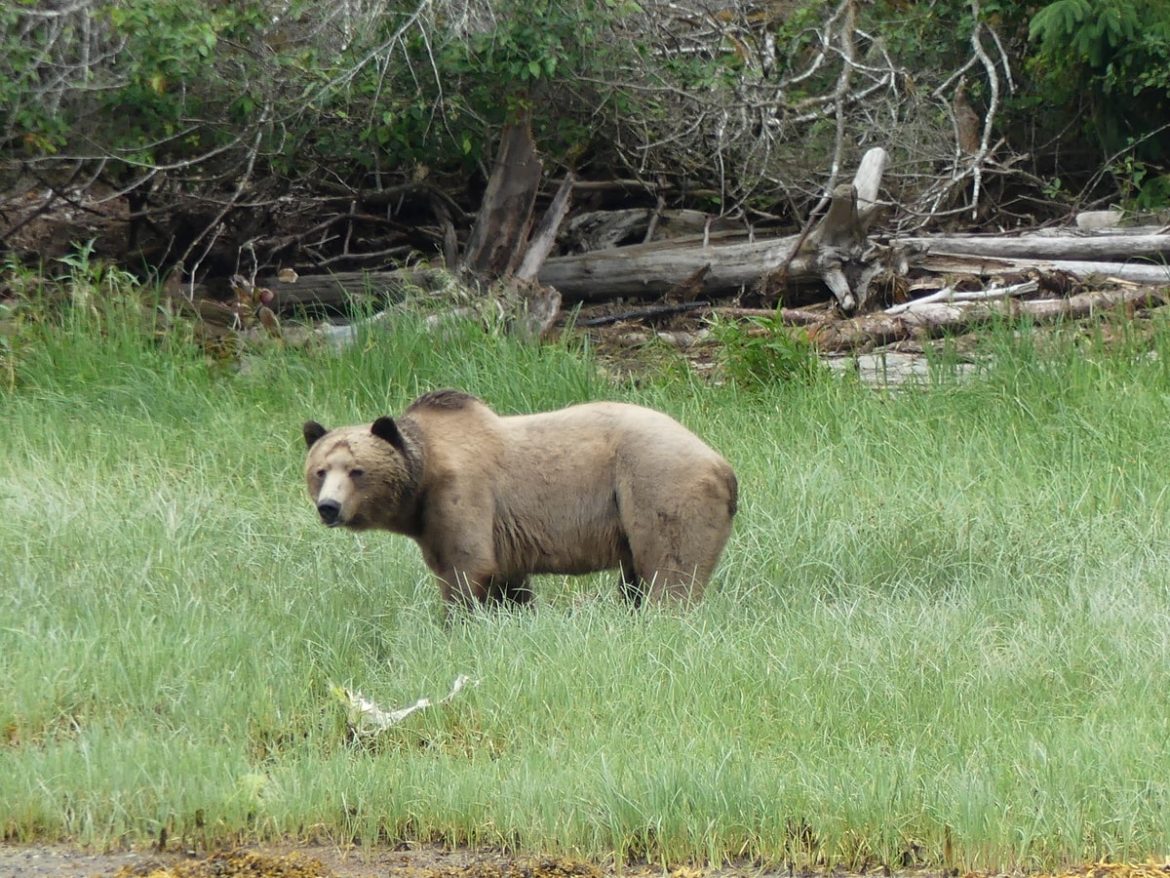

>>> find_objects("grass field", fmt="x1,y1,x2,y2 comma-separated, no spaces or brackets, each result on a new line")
4,288,1170,872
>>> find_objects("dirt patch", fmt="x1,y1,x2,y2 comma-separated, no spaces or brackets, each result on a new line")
0,845,143,878
3,845,1170,878
0,844,626,878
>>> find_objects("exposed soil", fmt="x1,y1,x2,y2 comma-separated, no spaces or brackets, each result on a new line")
0,844,734,878
1,843,589,878
3,843,1169,878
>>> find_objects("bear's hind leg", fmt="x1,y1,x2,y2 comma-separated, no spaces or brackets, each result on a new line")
493,577,535,607
630,514,732,604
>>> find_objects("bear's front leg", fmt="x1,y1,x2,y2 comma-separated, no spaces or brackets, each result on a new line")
434,565,491,607
422,530,497,611
418,489,500,610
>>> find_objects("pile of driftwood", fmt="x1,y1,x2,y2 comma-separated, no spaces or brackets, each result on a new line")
171,122,1170,358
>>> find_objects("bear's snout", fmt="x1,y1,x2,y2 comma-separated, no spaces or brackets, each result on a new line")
316,499,342,527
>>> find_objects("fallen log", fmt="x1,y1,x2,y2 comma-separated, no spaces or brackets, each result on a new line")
562,208,744,253
538,147,893,307
250,234,1170,318
899,232,1170,261
538,234,813,301
243,150,1170,319
517,173,574,282
918,254,1170,285
800,286,1170,353
884,280,1039,315
256,267,455,314
537,228,1170,306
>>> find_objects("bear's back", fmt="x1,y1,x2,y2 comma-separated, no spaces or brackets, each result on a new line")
502,401,725,468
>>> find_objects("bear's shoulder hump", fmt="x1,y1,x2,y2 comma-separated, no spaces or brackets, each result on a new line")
407,389,482,413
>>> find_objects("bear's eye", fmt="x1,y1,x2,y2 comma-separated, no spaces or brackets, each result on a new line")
350,468,365,478
315,468,326,479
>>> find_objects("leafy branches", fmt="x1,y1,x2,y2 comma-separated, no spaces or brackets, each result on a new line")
1028,0,1170,181
1029,0,1147,70
5,0,1170,280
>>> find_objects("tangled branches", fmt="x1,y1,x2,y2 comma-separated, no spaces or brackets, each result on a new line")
0,0,445,278
585,0,1019,230
2,0,1034,278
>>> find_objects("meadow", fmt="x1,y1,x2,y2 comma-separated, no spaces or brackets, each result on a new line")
4,282,1170,872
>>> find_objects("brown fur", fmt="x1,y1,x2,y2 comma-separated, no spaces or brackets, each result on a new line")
303,390,737,609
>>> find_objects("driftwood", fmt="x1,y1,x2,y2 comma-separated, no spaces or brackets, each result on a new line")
539,147,893,308
538,225,1170,307
917,253,1170,286
534,138,1165,310
585,283,1160,354
171,126,1170,361
787,286,1170,353
884,280,1039,315
539,234,811,302
245,132,1170,324
252,234,1170,316
255,267,454,314
255,241,818,311
802,146,890,311
900,231,1170,261
599,287,1170,358
562,208,742,253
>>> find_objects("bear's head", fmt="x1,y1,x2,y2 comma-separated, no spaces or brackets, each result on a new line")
303,417,420,532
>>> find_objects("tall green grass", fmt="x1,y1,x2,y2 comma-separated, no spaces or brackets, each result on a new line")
4,291,1170,871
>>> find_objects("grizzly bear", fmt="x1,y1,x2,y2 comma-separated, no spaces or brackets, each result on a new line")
303,390,737,609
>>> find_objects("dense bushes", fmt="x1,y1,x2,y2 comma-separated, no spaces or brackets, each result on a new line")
0,0,633,185
1028,0,1170,207
2,0,1168,251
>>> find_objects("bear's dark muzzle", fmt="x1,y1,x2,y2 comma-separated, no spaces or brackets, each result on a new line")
317,500,342,527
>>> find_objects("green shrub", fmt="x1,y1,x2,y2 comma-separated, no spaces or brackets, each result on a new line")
711,314,828,389
1028,0,1170,172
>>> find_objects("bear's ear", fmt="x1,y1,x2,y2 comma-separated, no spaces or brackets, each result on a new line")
371,416,406,451
303,421,328,448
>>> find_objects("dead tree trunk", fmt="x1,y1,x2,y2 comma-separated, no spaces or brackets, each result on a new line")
806,146,889,312
454,116,567,339
460,118,545,277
